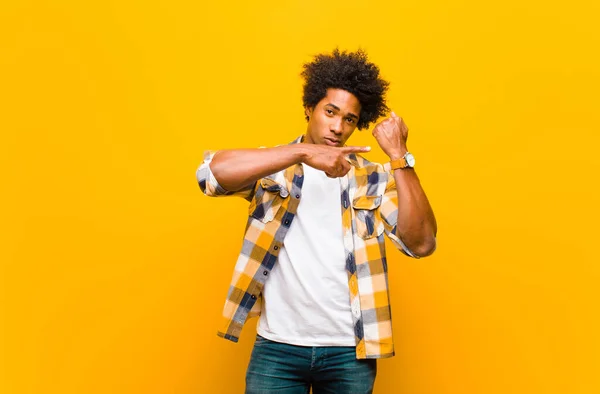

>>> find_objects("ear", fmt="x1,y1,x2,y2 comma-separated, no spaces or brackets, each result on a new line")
304,106,313,120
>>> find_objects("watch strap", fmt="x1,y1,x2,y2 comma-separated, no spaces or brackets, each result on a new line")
390,157,407,170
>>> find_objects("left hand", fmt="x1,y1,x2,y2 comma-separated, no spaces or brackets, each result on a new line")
371,111,409,160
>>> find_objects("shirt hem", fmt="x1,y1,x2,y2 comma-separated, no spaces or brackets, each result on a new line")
257,327,356,347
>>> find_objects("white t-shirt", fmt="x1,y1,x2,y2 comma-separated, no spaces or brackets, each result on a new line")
257,164,355,346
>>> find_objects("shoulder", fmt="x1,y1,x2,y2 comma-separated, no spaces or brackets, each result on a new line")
350,154,395,192
352,154,389,173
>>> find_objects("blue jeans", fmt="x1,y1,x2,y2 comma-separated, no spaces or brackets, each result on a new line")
245,335,377,394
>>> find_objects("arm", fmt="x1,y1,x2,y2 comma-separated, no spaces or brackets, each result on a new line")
390,162,437,257
197,142,372,195
373,112,437,257
209,145,305,192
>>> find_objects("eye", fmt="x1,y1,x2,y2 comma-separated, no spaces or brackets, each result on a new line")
346,117,355,124
325,109,334,115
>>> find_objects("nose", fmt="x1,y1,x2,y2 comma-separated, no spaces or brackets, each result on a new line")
330,118,343,135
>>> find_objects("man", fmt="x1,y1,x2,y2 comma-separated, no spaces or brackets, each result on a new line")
196,49,437,393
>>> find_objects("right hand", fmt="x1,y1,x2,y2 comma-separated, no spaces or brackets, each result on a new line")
302,145,371,178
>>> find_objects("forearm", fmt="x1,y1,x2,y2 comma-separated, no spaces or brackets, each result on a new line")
210,144,308,191
393,168,437,257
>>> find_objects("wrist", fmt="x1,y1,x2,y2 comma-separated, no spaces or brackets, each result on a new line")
390,148,416,170
290,143,311,164
388,146,408,161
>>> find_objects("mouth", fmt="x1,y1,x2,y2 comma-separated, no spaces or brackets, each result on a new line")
324,137,341,146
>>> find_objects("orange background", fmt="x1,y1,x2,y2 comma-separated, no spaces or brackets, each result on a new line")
1,1,599,393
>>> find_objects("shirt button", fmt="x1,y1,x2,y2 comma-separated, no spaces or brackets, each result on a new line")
295,194,300,198
263,271,268,276
284,220,290,225
274,245,279,250
251,294,256,300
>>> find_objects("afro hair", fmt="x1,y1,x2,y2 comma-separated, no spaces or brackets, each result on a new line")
301,48,389,130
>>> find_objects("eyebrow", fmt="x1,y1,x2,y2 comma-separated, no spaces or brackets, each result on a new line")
325,103,359,120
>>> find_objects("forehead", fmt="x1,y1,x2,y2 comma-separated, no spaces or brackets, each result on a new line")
319,88,361,113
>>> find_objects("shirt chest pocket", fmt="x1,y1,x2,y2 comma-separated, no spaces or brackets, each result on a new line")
352,195,384,239
249,178,289,223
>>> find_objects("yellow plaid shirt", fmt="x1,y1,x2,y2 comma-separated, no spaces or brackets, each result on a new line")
196,136,418,359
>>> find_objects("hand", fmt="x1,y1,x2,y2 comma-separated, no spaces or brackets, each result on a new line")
302,144,371,178
372,111,409,160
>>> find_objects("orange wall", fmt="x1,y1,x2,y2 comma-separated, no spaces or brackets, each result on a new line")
1,1,599,393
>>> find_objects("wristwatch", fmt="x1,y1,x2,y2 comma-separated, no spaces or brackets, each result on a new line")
390,152,415,170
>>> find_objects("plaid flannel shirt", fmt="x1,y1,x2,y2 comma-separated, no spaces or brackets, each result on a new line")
196,136,418,359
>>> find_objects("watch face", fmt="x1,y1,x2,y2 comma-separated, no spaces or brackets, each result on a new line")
406,153,416,167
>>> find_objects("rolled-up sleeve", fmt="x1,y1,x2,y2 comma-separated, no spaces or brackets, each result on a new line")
196,150,256,202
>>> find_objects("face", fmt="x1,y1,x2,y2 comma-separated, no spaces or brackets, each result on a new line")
304,88,361,147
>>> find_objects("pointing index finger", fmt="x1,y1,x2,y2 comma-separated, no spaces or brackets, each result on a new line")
341,145,371,153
